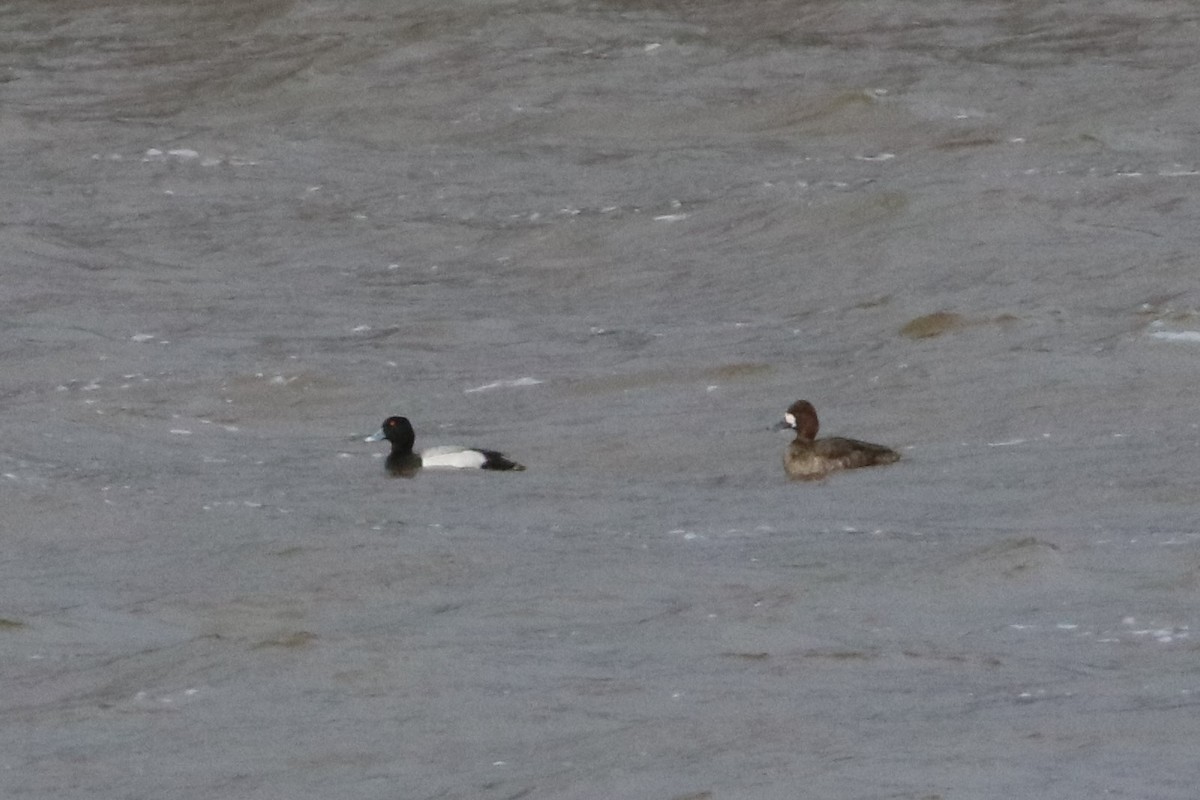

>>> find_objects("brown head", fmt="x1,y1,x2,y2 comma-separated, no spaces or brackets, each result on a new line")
777,400,820,440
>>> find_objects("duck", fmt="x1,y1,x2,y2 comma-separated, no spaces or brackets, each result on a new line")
773,400,899,480
365,416,525,477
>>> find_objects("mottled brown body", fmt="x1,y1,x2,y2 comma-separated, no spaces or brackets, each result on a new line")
776,400,899,481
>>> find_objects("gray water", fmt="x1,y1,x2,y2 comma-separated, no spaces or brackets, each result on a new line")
4,2,1200,798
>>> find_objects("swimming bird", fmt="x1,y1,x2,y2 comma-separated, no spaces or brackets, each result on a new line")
365,416,525,477
773,400,899,480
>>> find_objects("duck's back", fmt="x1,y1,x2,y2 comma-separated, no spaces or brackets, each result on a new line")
786,437,899,480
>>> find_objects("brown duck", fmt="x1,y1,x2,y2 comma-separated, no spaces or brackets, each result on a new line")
773,400,900,480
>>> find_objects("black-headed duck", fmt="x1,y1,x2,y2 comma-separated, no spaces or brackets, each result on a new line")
365,416,525,477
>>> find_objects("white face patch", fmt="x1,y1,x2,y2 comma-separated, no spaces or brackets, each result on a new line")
784,412,796,428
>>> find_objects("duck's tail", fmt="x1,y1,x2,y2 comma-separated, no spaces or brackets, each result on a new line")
479,450,526,471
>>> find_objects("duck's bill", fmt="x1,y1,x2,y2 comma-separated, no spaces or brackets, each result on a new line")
364,429,385,442
771,419,792,432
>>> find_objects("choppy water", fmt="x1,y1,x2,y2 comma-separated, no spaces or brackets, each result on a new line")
4,2,1200,798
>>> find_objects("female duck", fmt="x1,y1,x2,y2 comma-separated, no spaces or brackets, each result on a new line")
774,400,899,481
365,416,525,477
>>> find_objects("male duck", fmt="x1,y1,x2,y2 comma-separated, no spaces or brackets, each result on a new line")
365,416,525,477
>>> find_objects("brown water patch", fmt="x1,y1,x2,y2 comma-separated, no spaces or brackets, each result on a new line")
838,191,909,227
0,618,26,630
900,311,1022,339
218,371,354,416
936,135,1002,151
757,89,922,140
773,89,876,125
1135,297,1200,329
901,650,1003,668
900,311,967,339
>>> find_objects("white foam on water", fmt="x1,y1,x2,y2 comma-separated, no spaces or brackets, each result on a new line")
1149,330,1200,342
464,377,543,393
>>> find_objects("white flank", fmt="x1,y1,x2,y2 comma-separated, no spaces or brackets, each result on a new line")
420,446,488,469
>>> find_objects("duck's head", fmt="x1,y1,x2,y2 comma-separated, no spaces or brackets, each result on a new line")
365,416,416,448
773,400,819,440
